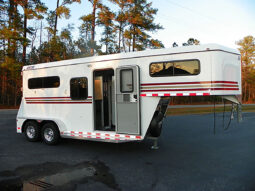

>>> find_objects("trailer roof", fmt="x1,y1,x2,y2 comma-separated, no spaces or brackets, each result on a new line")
23,44,240,71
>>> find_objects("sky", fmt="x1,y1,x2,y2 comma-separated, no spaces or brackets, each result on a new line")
43,0,255,49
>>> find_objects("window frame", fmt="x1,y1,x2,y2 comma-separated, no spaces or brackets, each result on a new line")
28,76,60,89
149,59,201,77
120,69,134,93
70,77,88,100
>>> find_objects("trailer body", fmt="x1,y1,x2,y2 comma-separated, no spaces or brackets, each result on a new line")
16,44,241,144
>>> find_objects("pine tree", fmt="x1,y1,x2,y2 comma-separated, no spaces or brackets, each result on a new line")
108,0,131,52
125,0,163,51
98,5,116,54
17,0,47,65
80,0,104,55
50,0,81,37
237,36,255,103
0,0,23,106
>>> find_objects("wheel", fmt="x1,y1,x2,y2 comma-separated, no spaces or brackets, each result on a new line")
41,122,60,145
150,121,163,137
24,121,41,142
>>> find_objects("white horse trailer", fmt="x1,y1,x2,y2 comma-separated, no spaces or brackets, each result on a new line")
16,44,242,145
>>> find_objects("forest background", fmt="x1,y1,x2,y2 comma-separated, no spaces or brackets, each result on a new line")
0,0,254,107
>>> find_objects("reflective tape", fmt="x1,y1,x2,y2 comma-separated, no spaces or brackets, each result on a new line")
140,92,210,97
61,131,142,141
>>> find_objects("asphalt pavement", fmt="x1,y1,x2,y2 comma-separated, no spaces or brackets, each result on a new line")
0,110,255,191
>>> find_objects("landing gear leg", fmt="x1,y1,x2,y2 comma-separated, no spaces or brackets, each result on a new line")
148,137,159,150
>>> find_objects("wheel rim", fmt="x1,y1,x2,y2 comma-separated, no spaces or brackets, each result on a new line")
26,125,36,139
44,128,54,142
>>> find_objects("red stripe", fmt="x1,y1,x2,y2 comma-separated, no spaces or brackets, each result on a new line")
96,133,100,136
25,97,71,99
105,134,110,136
71,131,74,133
136,136,141,139
140,94,146,97
87,136,92,138
79,132,83,134
87,132,91,135
96,137,100,139
105,138,110,140
115,134,120,137
189,93,197,96
26,102,92,104
176,93,183,96
152,94,158,96
203,93,210,96
25,96,93,99
211,88,239,91
164,93,171,96
141,81,238,86
125,135,130,138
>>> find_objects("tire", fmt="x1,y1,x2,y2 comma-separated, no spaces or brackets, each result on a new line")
24,121,41,142
150,121,162,137
41,122,60,145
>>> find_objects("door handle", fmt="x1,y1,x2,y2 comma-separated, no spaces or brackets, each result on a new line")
133,95,137,99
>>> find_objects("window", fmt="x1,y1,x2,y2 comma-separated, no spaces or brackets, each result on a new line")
120,69,133,93
70,77,88,100
150,60,200,77
28,76,60,89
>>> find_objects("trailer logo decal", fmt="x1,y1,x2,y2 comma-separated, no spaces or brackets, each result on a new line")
25,96,93,104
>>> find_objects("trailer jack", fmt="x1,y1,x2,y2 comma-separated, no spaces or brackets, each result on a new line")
147,136,159,150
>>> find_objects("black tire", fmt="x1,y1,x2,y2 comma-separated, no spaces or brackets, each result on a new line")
24,121,41,142
150,121,162,137
41,122,60,145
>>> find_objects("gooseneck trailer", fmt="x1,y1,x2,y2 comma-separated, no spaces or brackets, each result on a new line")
16,44,242,145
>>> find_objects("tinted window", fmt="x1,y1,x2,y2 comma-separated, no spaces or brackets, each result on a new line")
150,60,200,77
28,76,60,89
120,69,133,93
70,77,88,100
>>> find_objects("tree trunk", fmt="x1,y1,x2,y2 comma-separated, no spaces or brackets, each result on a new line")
7,0,14,57
132,27,135,52
90,0,96,55
22,1,28,65
118,23,122,53
40,20,42,46
54,0,60,37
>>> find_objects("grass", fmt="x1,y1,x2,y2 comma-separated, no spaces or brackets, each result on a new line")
166,104,255,116
0,105,19,109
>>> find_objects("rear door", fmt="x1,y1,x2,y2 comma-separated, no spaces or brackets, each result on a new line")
116,66,140,135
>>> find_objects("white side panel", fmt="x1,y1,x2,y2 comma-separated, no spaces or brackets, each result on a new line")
22,64,93,133
211,52,241,95
140,97,160,137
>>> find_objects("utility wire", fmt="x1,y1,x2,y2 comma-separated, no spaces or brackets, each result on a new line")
161,0,218,23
